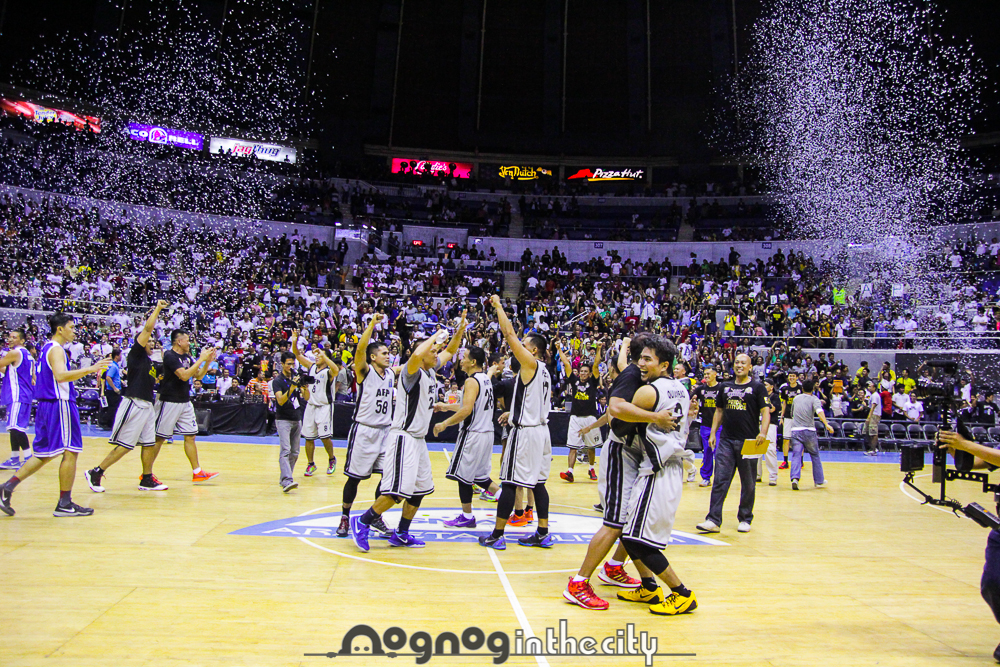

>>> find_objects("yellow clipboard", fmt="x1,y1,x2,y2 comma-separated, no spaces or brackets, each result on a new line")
742,438,770,458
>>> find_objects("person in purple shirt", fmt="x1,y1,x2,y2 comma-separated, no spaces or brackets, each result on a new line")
0,328,35,469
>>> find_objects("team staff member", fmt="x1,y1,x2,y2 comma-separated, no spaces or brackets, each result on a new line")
697,353,769,534
98,348,122,428
273,351,305,493
937,430,1000,663
690,366,722,487
558,340,603,483
86,301,170,492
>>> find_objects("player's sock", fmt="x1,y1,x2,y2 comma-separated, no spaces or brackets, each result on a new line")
360,508,378,526
193,467,203,475
514,509,524,517
462,512,474,519
641,577,658,592
398,517,412,533
670,584,692,597
342,506,351,519
571,575,587,583
537,526,548,536
490,528,504,539
3,476,21,492
525,505,534,513
58,490,72,506
607,558,624,567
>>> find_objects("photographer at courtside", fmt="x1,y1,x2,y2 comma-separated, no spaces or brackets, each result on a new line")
938,429,1000,662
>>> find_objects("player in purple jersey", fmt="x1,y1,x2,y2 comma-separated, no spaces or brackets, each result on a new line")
0,313,110,518
0,329,35,469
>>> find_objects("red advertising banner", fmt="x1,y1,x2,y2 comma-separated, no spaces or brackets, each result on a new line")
0,98,101,133
392,158,472,179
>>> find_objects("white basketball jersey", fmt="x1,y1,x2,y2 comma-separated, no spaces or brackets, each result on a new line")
460,372,495,434
306,366,332,407
354,366,395,427
509,360,550,427
391,367,436,438
638,376,691,474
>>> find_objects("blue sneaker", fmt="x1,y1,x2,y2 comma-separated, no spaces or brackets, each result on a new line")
0,456,21,470
350,515,371,553
388,530,425,548
478,534,506,550
518,532,554,548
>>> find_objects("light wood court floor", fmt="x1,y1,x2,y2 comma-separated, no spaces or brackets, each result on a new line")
0,436,997,666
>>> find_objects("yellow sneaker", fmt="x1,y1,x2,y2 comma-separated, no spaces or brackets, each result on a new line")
649,590,698,615
617,586,664,604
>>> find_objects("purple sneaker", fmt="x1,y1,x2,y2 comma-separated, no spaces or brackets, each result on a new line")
0,456,21,470
443,514,477,528
388,530,425,548
350,515,371,553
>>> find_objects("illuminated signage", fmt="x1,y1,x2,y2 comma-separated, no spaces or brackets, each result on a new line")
391,159,472,179
0,98,101,133
209,136,297,163
127,122,203,150
567,168,645,181
498,166,553,181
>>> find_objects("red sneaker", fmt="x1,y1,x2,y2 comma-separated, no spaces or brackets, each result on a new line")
193,470,221,482
560,470,575,483
588,468,598,481
507,512,531,528
778,461,789,470
563,578,610,610
596,562,640,588
524,508,534,523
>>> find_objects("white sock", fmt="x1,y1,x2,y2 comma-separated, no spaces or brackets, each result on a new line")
567,468,574,474
607,559,623,568
462,512,474,519
572,575,587,583
193,467,202,474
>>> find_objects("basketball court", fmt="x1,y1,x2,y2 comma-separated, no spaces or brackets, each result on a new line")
0,434,995,666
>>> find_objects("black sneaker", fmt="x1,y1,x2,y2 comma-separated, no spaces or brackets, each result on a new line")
370,515,391,538
517,532,554,548
337,515,350,537
993,642,1000,663
53,502,94,517
85,468,105,493
0,486,14,516
593,503,604,512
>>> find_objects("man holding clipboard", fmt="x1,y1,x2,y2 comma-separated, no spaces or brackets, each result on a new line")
696,353,770,534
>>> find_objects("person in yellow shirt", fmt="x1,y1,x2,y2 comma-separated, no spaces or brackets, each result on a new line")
899,369,915,394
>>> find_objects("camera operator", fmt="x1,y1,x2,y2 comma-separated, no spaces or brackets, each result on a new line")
273,352,305,493
938,430,1000,661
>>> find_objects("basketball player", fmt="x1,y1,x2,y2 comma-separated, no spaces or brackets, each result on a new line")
0,313,111,517
338,313,396,538
85,300,170,492
777,371,802,471
350,317,465,551
558,341,602,483
0,328,35,470
564,335,678,610
618,336,698,615
690,365,723,487
154,330,220,483
433,345,499,528
479,294,553,550
290,330,339,477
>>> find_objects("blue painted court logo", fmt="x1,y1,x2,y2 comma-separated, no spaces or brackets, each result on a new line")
231,509,728,546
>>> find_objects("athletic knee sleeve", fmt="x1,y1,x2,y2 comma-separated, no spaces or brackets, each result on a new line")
622,538,669,575
342,477,360,506
407,494,423,509
458,482,474,505
532,482,549,519
9,430,29,452
497,483,517,520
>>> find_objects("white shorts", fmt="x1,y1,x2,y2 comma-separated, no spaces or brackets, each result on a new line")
110,397,156,450
446,430,494,486
622,462,683,550
567,415,602,450
302,403,334,440
499,424,552,488
598,436,642,529
154,400,198,439
782,418,794,438
380,430,434,499
344,423,390,480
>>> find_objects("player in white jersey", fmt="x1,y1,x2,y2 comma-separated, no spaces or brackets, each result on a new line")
290,331,340,477
350,312,466,551
433,345,501,528
480,295,553,550
616,337,698,616
338,314,397,538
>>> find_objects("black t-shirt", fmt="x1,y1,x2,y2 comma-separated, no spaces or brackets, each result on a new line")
568,374,600,417
160,350,194,403
272,372,304,421
609,364,644,441
779,382,803,417
719,379,767,441
123,342,156,402
691,382,723,424
767,391,781,419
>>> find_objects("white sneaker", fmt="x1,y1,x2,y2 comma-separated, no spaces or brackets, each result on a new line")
816,481,827,488
696,520,720,533
698,478,711,487
737,522,751,533
686,470,696,483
